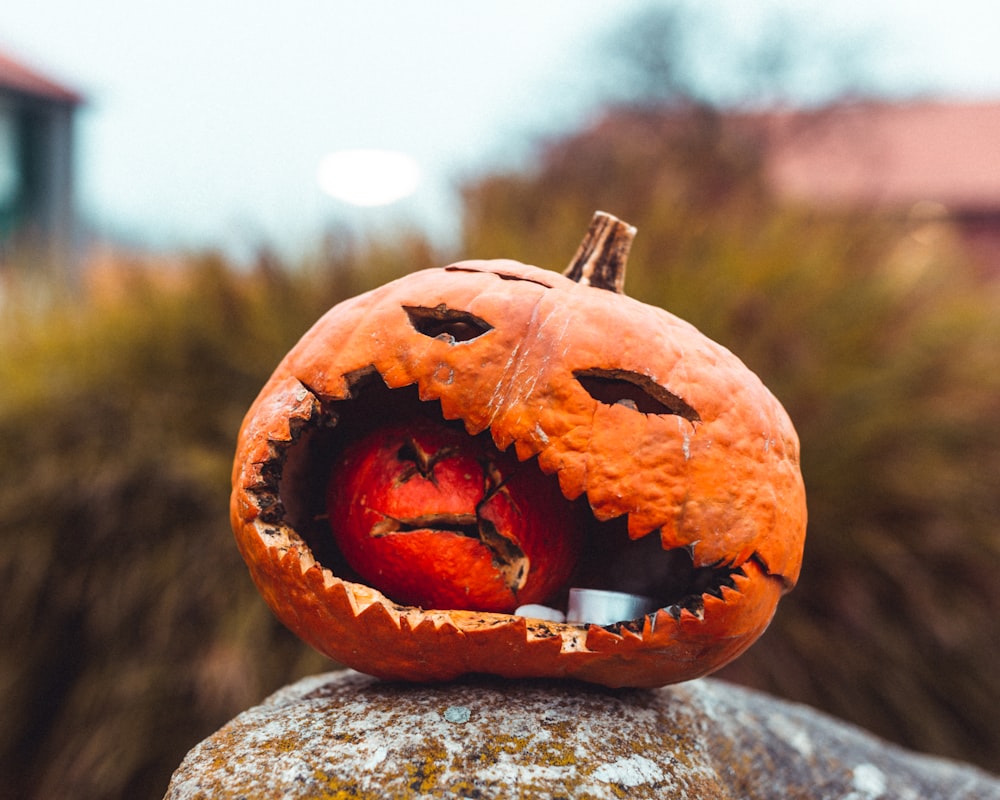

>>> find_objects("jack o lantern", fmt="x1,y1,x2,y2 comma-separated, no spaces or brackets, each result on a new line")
231,212,806,688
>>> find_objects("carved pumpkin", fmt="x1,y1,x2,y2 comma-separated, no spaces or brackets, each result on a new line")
231,212,807,688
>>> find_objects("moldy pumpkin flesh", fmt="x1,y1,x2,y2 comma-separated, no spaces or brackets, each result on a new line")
231,212,807,688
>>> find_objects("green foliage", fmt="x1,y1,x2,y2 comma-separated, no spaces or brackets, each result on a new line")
462,109,1000,769
0,235,434,799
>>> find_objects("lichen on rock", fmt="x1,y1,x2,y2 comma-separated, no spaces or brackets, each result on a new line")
164,670,1000,800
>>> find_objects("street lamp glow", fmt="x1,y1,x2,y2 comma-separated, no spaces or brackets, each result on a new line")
317,149,422,207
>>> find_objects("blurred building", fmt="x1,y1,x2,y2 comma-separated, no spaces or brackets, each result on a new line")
758,100,1000,277
570,98,1000,277
0,48,81,265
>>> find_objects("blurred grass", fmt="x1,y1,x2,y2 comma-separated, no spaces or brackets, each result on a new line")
2,107,1000,798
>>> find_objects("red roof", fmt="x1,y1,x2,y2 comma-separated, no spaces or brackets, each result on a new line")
0,48,81,104
760,100,1000,213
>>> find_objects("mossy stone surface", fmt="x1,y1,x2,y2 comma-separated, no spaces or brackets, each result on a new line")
165,670,1000,799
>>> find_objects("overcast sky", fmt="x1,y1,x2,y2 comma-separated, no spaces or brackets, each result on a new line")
4,1,1000,259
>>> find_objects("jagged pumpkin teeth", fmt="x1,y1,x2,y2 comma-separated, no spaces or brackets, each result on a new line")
231,211,807,688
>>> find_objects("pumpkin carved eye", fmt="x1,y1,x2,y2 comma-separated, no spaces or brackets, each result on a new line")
574,368,701,422
404,304,493,343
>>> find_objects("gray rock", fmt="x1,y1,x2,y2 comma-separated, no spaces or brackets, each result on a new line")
165,670,1000,799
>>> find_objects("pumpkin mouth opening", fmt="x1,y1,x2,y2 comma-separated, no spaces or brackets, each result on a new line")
256,375,745,627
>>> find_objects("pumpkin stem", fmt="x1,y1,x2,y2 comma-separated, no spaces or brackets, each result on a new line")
563,211,636,293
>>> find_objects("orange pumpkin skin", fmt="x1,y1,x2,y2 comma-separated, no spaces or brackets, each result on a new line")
231,255,806,688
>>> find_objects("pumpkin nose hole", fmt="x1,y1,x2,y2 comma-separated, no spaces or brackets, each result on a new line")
404,305,493,343
574,369,700,422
